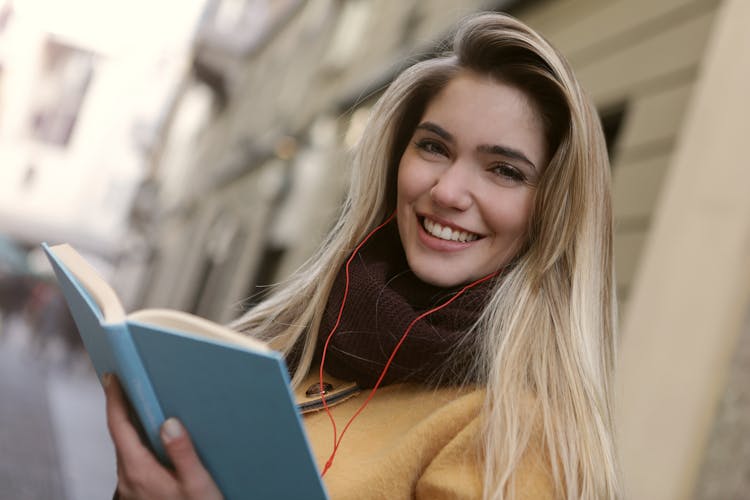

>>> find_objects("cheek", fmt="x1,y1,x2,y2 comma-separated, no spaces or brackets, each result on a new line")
482,190,536,237
397,154,432,205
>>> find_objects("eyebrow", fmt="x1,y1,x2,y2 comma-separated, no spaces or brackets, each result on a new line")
415,121,538,171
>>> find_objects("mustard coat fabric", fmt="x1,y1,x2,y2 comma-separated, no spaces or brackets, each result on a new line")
296,372,555,499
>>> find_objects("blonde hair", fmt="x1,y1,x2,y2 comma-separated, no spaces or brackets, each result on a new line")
233,12,620,499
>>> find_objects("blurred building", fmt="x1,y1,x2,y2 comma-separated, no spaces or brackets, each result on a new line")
61,0,750,498
0,0,206,267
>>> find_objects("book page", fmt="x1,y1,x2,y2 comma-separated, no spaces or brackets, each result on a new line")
48,244,126,323
128,309,270,353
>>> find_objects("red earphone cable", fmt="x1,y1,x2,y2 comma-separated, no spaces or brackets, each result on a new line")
318,212,396,464
318,213,498,476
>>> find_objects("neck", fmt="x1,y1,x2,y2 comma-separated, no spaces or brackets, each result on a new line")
317,217,495,388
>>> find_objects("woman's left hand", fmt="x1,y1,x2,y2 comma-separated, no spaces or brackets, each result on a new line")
103,374,224,500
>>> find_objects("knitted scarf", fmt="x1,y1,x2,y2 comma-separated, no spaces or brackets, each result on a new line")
317,221,493,388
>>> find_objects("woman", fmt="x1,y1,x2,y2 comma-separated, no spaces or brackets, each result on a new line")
105,12,621,499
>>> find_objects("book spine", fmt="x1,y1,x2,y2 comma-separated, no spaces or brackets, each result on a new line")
105,322,168,462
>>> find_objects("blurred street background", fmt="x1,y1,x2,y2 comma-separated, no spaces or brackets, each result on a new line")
0,317,114,499
1,0,749,499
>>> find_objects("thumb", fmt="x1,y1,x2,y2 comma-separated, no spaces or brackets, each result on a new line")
160,418,213,485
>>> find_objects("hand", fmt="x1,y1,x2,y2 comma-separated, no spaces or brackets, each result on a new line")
103,374,223,500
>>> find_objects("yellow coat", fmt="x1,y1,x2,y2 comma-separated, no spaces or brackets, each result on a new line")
295,371,554,499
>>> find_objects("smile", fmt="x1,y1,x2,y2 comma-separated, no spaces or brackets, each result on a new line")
421,217,480,243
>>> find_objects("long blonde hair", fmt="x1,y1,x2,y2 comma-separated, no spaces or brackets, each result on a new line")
233,12,620,499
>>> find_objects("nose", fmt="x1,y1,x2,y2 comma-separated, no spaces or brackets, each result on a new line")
429,162,473,211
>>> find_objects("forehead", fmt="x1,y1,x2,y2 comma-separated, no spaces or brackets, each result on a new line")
420,71,547,167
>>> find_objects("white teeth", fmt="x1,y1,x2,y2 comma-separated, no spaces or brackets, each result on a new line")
422,218,479,243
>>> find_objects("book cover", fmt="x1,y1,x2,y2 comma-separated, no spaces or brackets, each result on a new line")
42,243,328,500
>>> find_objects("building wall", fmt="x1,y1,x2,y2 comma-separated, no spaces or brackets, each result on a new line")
694,309,750,499
522,0,720,309
615,0,750,497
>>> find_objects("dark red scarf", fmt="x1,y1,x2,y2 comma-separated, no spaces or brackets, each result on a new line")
317,221,493,388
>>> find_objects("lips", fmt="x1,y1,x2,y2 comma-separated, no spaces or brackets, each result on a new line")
420,216,481,243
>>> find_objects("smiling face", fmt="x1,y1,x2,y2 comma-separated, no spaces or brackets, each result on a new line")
396,71,548,287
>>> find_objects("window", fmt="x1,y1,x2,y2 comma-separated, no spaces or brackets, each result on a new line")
28,38,95,147
599,104,627,162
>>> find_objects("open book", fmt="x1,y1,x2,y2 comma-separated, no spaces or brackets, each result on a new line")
42,243,328,500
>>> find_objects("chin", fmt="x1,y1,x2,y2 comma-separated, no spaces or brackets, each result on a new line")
409,263,473,288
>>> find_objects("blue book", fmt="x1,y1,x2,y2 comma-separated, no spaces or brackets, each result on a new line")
42,243,328,500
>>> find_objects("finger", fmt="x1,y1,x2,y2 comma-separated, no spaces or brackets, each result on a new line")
161,418,221,496
103,374,160,467
103,375,178,498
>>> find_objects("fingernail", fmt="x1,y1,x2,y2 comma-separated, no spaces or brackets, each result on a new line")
162,418,183,442
102,373,112,388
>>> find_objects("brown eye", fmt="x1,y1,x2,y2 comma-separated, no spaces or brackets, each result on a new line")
490,163,526,183
415,139,449,157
